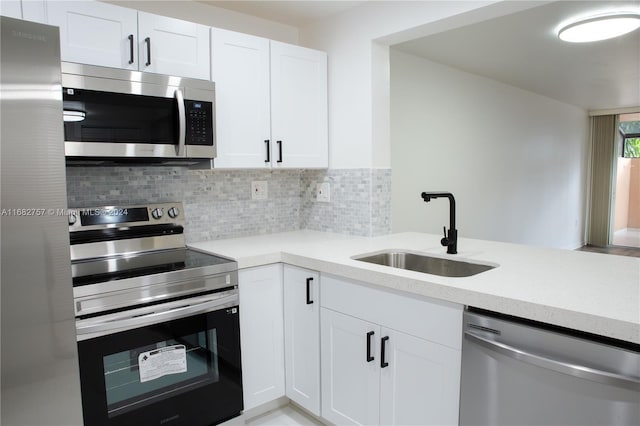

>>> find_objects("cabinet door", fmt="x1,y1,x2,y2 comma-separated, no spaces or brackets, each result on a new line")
321,308,380,425
283,265,320,415
22,0,46,23
238,264,285,411
270,41,328,168
137,11,210,80
0,1,22,19
379,328,461,426
46,0,137,69
211,28,271,168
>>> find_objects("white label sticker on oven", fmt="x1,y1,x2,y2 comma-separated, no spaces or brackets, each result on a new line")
138,344,187,383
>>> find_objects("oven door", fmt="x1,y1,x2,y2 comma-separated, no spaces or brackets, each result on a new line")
76,291,242,426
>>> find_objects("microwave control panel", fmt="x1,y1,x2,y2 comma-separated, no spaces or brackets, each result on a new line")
185,100,214,146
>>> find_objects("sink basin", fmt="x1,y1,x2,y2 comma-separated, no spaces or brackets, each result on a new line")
352,251,495,277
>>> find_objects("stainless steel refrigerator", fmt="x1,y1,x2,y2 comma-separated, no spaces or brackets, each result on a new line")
1,16,83,425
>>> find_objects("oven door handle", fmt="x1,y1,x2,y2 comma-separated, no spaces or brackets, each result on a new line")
76,291,237,340
175,88,186,157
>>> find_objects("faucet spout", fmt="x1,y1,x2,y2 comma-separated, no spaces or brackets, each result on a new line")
421,192,458,254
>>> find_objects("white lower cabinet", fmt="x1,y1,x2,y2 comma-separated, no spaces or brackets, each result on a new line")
321,308,381,425
238,264,285,411
320,274,462,426
237,265,461,425
379,328,462,426
283,265,321,415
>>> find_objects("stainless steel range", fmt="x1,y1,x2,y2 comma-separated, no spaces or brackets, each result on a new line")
69,202,243,426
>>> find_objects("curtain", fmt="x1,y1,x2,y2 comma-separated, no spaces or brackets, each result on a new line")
587,115,618,246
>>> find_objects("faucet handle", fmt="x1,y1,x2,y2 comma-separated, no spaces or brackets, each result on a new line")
441,226,449,247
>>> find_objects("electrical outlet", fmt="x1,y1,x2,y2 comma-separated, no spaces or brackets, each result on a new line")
316,182,330,202
252,181,268,200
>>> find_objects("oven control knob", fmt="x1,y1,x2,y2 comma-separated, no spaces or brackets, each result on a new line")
68,212,77,226
151,208,163,220
168,207,180,218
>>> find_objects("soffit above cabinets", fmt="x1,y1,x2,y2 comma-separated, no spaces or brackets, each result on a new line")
198,1,366,27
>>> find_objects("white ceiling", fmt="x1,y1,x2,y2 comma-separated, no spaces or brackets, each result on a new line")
393,1,640,112
199,1,366,27
200,1,640,111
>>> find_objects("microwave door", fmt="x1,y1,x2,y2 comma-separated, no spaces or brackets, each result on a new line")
63,87,183,159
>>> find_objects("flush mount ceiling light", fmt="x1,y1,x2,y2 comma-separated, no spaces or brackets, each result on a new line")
558,12,640,42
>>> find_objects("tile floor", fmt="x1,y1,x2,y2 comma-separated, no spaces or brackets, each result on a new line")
612,228,640,248
245,405,322,426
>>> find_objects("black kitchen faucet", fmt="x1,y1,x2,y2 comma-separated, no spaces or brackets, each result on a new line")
421,192,458,254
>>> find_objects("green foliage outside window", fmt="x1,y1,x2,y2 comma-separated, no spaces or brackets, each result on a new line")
619,120,640,158
624,137,640,158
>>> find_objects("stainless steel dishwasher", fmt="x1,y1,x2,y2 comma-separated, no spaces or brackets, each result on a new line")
460,308,640,426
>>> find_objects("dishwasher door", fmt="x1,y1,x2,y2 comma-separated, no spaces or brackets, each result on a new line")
459,309,640,426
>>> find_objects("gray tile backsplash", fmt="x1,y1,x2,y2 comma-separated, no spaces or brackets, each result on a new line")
301,169,391,237
66,167,391,242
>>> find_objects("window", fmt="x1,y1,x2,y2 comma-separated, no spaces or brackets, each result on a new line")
619,119,640,158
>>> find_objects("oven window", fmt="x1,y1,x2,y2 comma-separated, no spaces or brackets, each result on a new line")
104,329,219,417
78,306,243,426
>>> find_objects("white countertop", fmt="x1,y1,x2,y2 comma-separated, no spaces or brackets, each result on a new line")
190,230,640,344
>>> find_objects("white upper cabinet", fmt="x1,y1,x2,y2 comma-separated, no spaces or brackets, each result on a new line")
46,1,138,70
270,41,328,169
137,12,210,80
1,0,47,22
21,0,47,23
0,1,22,19
211,29,328,169
45,1,210,79
211,28,271,168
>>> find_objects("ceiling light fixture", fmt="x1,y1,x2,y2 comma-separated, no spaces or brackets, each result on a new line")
558,12,640,42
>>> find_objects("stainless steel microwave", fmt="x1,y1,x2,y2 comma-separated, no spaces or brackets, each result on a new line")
61,62,215,164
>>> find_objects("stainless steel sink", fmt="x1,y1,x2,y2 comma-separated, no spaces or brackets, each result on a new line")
352,251,495,277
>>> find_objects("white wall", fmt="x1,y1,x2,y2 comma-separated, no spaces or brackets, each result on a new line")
391,50,589,249
298,1,547,169
299,1,510,169
102,1,298,43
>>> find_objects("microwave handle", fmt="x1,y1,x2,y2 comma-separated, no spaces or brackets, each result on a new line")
175,89,186,157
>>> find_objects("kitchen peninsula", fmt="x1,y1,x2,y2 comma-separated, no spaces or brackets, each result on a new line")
191,230,640,344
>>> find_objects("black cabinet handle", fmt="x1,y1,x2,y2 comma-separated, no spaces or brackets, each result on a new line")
366,331,375,362
381,336,389,368
145,37,151,66
276,140,283,163
265,140,270,163
305,277,313,304
128,34,134,64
